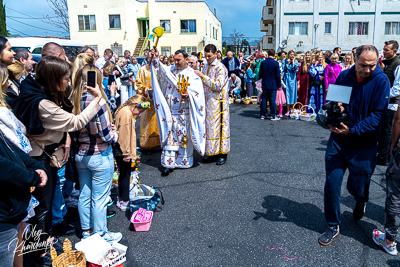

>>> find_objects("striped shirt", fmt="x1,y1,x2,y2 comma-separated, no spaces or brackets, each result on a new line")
76,92,118,156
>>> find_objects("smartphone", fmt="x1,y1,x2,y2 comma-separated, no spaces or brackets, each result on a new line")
108,74,115,86
87,71,96,88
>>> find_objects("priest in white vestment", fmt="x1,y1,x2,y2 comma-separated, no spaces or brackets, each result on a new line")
150,48,206,176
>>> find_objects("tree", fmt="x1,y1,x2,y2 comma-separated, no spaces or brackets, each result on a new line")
0,0,9,36
43,0,69,34
227,29,245,54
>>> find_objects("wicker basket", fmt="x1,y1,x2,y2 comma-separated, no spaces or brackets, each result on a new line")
289,102,303,120
51,239,86,267
299,105,316,121
229,97,234,104
251,96,258,105
242,98,251,105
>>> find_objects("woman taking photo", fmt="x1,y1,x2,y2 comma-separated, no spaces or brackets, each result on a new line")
13,56,104,266
70,64,121,243
340,52,354,71
297,51,312,105
308,52,326,113
282,50,299,116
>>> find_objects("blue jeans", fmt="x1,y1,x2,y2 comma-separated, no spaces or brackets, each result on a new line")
260,89,277,117
128,85,136,98
0,225,18,266
76,146,114,234
52,164,67,226
324,137,377,226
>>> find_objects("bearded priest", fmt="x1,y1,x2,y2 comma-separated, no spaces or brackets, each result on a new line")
149,48,206,176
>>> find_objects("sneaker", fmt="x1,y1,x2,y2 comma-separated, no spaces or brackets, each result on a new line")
107,209,116,219
116,200,130,211
285,111,290,116
277,114,283,118
353,202,366,221
260,115,265,120
373,229,398,255
107,199,114,207
271,117,280,121
318,225,340,246
81,231,93,240
102,231,122,244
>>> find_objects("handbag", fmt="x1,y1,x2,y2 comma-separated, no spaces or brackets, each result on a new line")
31,138,65,168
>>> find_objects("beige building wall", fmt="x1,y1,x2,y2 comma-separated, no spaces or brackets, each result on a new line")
68,0,222,57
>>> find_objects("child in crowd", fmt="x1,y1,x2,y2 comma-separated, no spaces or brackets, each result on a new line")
244,62,255,97
113,95,149,211
275,84,286,118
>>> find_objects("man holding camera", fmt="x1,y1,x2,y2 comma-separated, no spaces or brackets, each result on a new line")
319,45,390,246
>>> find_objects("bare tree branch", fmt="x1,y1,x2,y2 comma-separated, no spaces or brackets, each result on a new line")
42,0,69,34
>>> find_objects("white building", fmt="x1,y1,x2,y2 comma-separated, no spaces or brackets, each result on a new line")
260,0,400,53
67,0,222,56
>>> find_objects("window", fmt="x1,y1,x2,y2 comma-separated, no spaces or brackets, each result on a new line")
160,20,171,33
213,27,215,39
89,45,98,52
32,47,42,54
161,47,171,56
325,22,331,34
78,15,96,31
385,22,400,35
109,15,121,29
181,46,197,54
268,37,273,44
181,20,196,33
205,20,207,35
111,45,123,56
216,29,218,40
288,22,308,35
268,8,273,14
349,22,368,35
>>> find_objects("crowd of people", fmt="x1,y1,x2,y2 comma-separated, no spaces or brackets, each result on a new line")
1,31,400,267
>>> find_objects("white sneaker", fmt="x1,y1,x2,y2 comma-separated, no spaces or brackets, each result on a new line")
102,231,123,244
372,229,398,256
260,115,265,120
271,117,280,121
116,200,130,211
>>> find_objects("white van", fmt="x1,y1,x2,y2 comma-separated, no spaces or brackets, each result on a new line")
8,37,85,61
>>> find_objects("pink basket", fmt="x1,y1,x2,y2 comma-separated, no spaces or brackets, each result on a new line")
130,210,153,232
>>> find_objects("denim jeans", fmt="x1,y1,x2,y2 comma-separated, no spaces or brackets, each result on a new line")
260,89,277,117
76,146,114,235
0,225,18,267
128,85,136,98
52,164,67,226
324,137,377,227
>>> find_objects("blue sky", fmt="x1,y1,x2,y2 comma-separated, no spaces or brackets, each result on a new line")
5,0,265,39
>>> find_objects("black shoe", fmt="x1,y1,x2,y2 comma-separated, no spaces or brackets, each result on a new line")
377,158,388,166
353,202,366,221
318,225,340,246
107,199,114,207
106,209,116,219
203,156,217,163
161,167,172,176
53,221,75,237
216,156,227,165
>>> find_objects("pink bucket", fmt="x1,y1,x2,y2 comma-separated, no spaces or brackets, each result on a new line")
130,210,153,232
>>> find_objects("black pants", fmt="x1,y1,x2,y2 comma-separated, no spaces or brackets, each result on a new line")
260,89,277,117
30,153,58,254
116,157,132,202
377,109,396,162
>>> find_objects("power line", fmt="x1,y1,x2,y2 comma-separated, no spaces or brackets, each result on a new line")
5,6,38,19
7,17,66,33
7,26,30,36
6,15,57,20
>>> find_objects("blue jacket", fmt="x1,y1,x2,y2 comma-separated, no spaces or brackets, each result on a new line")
259,58,281,90
332,65,390,147
221,57,240,74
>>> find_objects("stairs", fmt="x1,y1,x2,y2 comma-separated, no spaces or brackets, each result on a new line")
133,38,145,56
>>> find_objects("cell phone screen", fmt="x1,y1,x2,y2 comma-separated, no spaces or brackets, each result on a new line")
87,71,96,88
108,75,115,86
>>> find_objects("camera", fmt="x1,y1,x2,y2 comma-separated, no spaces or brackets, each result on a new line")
317,102,349,129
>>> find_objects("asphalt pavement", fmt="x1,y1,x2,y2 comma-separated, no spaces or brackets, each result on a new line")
27,103,400,267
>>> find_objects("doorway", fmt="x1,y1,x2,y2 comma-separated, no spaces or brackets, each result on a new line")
138,19,149,38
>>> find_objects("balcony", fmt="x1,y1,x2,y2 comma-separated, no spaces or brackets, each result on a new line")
262,35,276,50
260,21,275,34
262,6,275,23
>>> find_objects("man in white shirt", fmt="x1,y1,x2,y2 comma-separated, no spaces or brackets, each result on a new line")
95,49,113,71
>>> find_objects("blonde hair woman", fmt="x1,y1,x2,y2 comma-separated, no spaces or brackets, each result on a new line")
71,53,94,88
297,51,312,105
340,52,354,71
113,95,149,211
308,52,326,112
69,64,122,243
282,50,299,116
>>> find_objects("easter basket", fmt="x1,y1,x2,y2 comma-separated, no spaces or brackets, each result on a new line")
251,96,258,105
51,238,86,267
289,102,303,120
242,98,251,105
299,105,317,121
229,97,234,104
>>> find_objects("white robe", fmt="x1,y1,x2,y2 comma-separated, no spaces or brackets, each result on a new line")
151,59,206,168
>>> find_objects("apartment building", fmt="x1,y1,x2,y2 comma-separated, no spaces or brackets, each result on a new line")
260,0,400,52
68,0,222,56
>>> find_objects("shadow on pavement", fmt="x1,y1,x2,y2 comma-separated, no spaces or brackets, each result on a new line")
341,195,385,226
254,195,379,248
387,260,400,267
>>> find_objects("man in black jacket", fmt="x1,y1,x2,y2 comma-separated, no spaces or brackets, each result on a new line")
0,131,47,266
221,51,240,77
377,40,400,166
